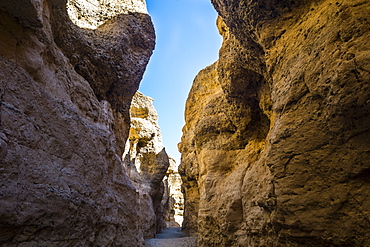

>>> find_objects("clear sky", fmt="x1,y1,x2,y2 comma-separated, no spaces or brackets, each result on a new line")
139,0,222,164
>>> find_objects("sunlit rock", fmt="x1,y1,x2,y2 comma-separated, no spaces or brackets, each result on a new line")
164,157,184,227
180,0,370,246
123,91,170,238
67,0,148,29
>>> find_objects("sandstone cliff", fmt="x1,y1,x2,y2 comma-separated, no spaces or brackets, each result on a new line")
179,0,370,246
122,91,170,238
0,0,155,246
164,157,184,228
122,92,184,234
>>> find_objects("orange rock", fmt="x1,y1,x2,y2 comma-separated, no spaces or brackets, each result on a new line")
180,1,370,246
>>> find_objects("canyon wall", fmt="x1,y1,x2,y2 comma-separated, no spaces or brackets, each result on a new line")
122,91,170,238
0,0,155,246
122,91,185,235
164,157,184,228
179,0,370,246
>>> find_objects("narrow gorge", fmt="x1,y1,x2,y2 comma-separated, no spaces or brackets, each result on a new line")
1,0,369,246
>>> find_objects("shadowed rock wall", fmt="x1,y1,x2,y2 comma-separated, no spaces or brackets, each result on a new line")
179,0,370,246
0,0,154,246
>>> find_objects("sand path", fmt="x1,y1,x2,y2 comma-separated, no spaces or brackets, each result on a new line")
145,227,197,247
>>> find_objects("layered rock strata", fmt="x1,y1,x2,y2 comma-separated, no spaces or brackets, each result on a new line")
122,91,170,238
179,0,370,246
0,0,154,246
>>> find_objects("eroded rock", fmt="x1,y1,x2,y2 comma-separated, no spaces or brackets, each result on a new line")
164,157,184,228
66,0,148,29
123,91,170,238
0,0,154,245
180,0,370,246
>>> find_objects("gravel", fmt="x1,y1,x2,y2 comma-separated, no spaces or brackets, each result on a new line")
145,228,197,247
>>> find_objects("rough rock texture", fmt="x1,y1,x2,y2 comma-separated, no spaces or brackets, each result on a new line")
179,0,370,246
123,91,170,238
164,157,184,228
0,0,154,246
53,0,155,156
67,0,147,29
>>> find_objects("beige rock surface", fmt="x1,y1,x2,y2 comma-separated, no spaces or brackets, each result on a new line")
67,0,148,29
51,0,155,156
180,0,370,246
164,157,184,228
0,0,154,246
123,91,170,238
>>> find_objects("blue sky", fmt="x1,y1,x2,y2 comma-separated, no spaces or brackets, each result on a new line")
139,0,222,163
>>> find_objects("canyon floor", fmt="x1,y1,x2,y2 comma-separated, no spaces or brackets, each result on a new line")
145,228,197,247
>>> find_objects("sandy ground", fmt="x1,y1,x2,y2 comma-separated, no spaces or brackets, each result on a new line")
145,228,197,247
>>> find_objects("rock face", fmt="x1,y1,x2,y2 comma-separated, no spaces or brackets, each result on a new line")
0,0,154,246
123,91,170,238
179,0,370,246
67,0,147,29
164,157,184,228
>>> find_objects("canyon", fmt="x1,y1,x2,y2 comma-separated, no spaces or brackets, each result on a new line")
1,0,369,246
179,0,370,246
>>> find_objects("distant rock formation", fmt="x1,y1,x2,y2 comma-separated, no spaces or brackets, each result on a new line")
164,157,184,228
0,0,154,245
122,92,184,233
122,91,170,238
180,0,370,246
